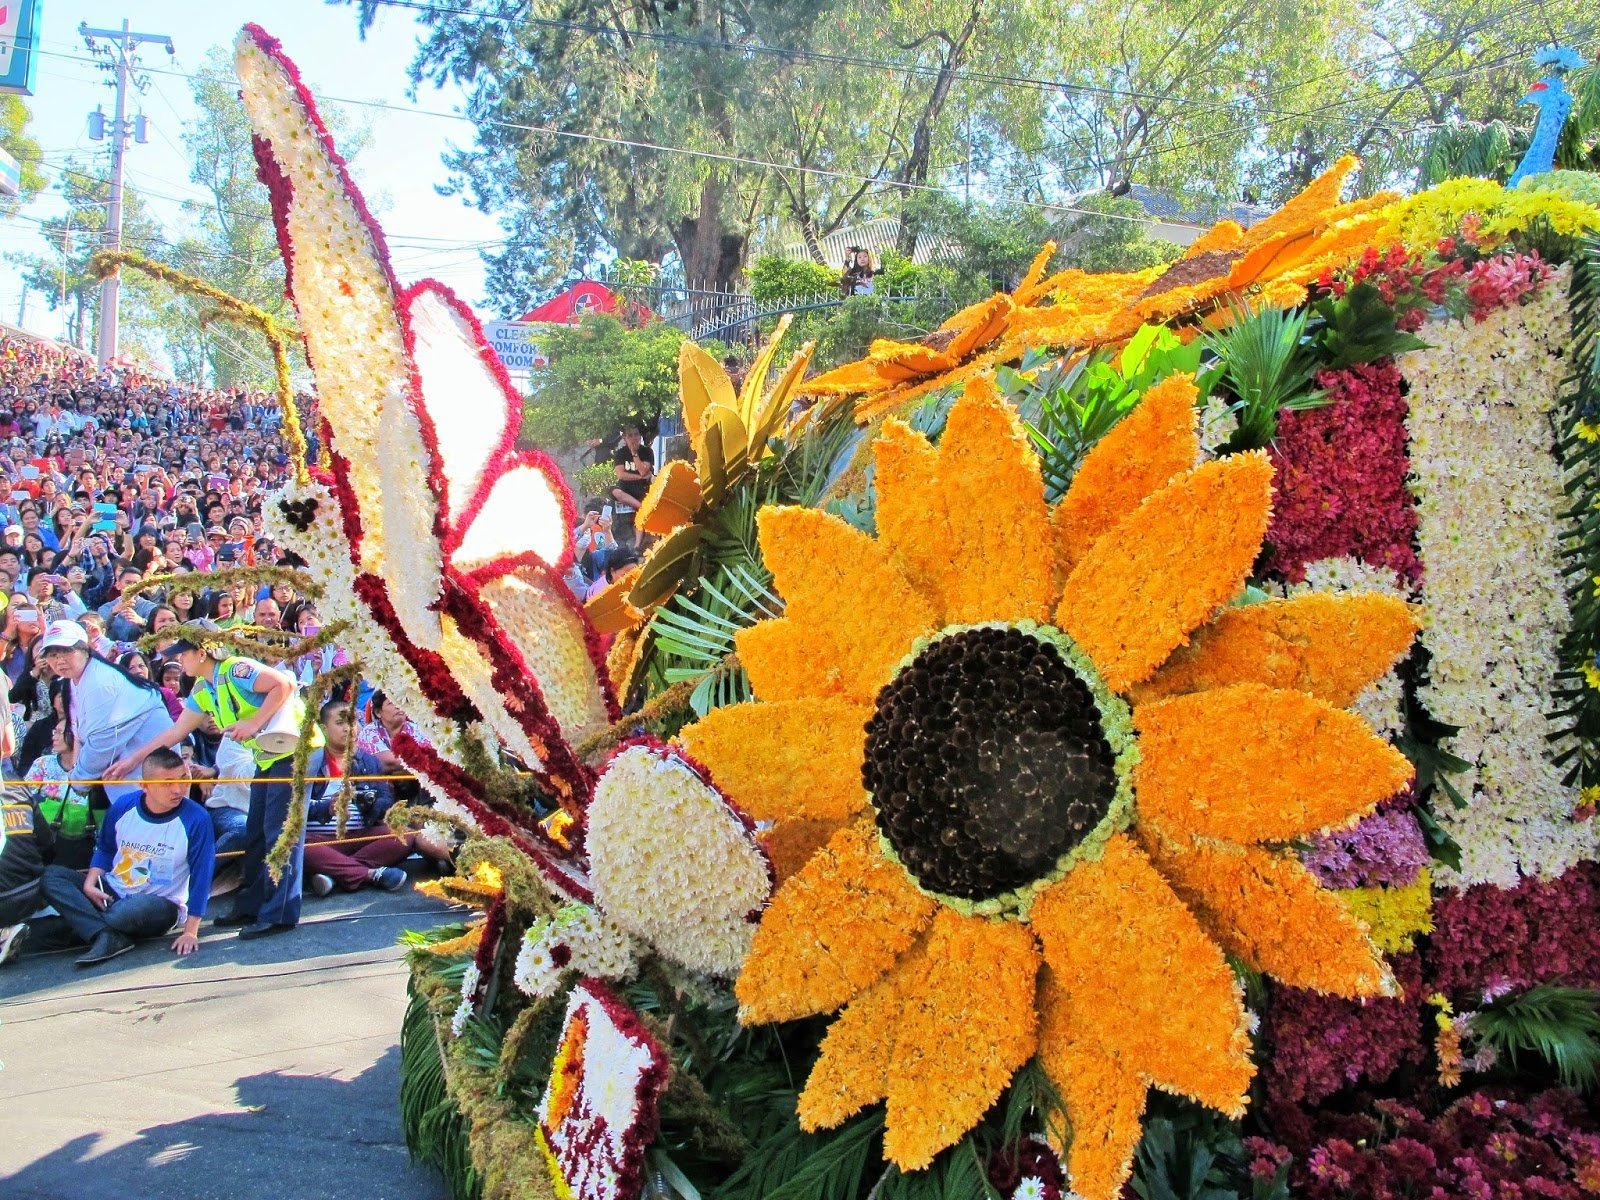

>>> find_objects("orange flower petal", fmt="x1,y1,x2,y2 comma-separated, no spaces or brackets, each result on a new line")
635,458,703,536
851,349,1011,425
736,818,937,1024
1036,969,1147,1200
1053,373,1199,577
1139,831,1394,997
584,566,644,634
798,934,926,1131
1058,453,1274,691
883,909,1040,1170
1013,242,1058,305
872,417,954,620
1031,833,1253,1113
736,616,862,704
757,506,937,697
678,696,871,823
1236,154,1358,252
1134,682,1415,842
759,817,843,887
1130,592,1418,708
1183,219,1245,258
923,376,1056,624
944,292,1016,358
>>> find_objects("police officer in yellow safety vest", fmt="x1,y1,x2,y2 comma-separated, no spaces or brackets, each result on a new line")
108,623,323,941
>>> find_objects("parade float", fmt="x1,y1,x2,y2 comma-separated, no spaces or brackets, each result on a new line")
148,26,1600,1200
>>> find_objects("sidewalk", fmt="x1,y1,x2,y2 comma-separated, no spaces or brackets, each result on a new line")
0,875,461,1200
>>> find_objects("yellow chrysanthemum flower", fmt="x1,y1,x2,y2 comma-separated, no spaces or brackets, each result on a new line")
677,372,1419,1199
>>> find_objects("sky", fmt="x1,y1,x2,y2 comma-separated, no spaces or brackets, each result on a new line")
0,0,506,346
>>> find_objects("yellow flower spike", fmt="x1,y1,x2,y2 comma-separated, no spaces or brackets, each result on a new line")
882,910,1040,1171
1052,373,1200,578
1134,683,1415,843
678,340,736,451
1058,453,1274,692
735,818,937,1024
679,696,873,823
1130,592,1418,709
1140,832,1394,997
635,459,704,536
1012,241,1058,306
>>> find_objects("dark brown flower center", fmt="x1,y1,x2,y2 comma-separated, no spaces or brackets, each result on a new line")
861,626,1117,901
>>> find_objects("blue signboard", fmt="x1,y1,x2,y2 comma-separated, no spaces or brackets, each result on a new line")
0,1,42,97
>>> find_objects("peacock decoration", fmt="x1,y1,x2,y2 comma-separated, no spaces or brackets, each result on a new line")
1509,46,1586,187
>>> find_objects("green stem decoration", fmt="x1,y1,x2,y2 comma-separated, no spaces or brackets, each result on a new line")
266,661,360,882
86,248,311,484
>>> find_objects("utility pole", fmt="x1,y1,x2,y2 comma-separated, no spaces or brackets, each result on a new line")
80,18,174,370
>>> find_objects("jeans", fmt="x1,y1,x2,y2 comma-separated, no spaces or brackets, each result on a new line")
228,755,305,928
41,865,179,944
210,806,249,859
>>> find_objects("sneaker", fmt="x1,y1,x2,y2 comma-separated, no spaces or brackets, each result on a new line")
369,866,408,892
0,923,28,967
75,929,135,967
307,873,335,898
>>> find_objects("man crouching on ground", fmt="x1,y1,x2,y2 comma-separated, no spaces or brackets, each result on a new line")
41,747,215,967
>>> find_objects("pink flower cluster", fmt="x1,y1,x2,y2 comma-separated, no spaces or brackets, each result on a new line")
1262,953,1427,1113
1463,251,1555,322
1303,806,1431,889
1265,361,1422,584
1428,863,1600,998
1266,1090,1600,1200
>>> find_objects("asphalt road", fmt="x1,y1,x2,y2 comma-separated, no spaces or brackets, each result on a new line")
0,870,462,1200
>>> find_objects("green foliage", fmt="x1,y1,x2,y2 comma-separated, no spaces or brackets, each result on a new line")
1056,192,1184,274
1312,283,1429,370
399,985,483,1200
1204,304,1326,450
1013,326,1218,500
574,461,616,500
1470,986,1600,1090
1131,1099,1291,1200
650,564,779,716
522,315,693,449
0,96,45,214
902,192,1061,291
749,255,841,305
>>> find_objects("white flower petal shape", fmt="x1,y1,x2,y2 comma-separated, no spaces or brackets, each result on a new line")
453,462,570,572
587,742,773,977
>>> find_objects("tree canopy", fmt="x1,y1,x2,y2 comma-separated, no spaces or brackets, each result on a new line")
0,96,45,216
344,0,1598,311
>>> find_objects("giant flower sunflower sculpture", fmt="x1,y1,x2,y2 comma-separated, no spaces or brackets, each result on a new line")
678,371,1420,1198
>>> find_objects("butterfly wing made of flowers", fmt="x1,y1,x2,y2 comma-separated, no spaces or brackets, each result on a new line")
235,25,614,800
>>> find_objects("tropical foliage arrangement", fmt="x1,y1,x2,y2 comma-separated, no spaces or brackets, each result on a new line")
222,26,1600,1200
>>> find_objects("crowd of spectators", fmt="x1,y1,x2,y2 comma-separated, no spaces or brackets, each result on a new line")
0,334,445,970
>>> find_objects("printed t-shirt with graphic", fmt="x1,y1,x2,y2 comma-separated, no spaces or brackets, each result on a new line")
183,656,323,768
92,793,216,922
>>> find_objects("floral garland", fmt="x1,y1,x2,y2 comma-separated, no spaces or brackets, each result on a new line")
585,740,772,977
1401,271,1593,885
537,980,669,1200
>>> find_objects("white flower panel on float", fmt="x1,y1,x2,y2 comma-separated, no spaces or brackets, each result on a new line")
539,979,668,1200
586,741,773,978
1401,272,1596,886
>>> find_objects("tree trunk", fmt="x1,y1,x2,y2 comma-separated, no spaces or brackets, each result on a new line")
896,0,984,256
674,173,746,293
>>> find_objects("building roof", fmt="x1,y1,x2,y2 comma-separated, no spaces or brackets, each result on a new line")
1127,184,1275,229
778,216,958,266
